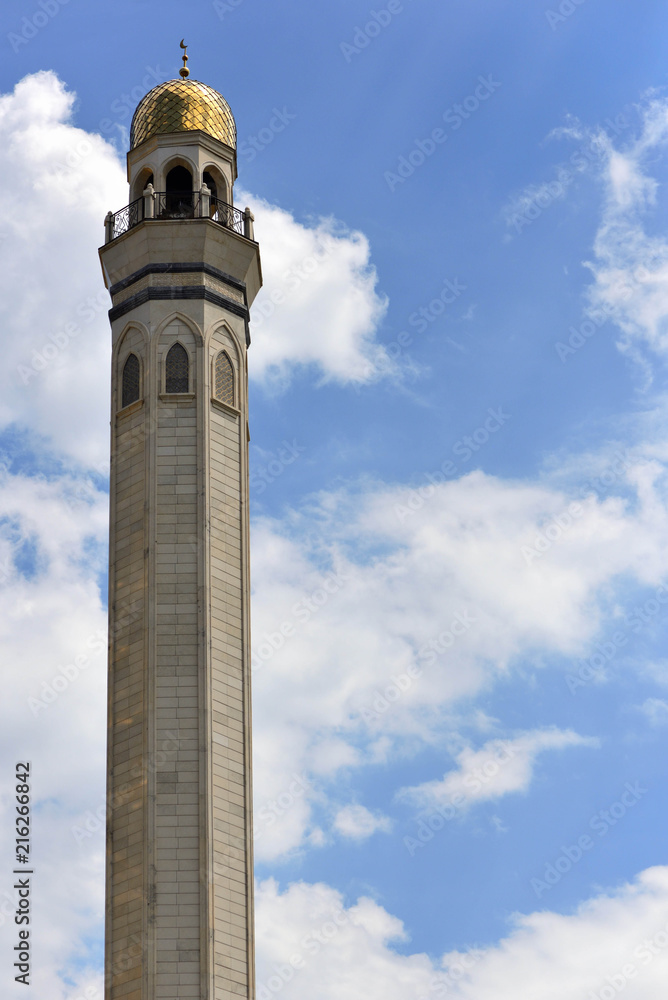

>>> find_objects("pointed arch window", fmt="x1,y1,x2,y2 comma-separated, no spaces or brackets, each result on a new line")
214,351,235,407
165,343,189,393
121,353,140,408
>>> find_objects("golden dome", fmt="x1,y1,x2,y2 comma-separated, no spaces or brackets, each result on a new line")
130,79,236,150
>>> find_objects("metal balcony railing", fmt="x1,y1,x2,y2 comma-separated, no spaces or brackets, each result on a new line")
155,189,199,220
105,190,251,242
107,197,143,240
209,197,244,235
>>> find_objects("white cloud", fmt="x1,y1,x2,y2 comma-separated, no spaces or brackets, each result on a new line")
0,72,392,472
639,698,668,726
252,456,668,858
500,116,609,235
239,190,390,386
0,464,108,1000
502,174,572,231
254,868,668,1000
4,70,668,998
333,804,392,840
397,729,598,811
255,877,432,1000
0,71,126,467
582,95,668,364
641,660,668,686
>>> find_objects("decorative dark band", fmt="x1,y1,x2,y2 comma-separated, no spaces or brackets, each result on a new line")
108,286,251,345
109,262,247,298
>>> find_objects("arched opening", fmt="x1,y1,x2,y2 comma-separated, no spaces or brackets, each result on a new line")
165,343,190,394
214,351,235,407
131,169,154,204
203,167,229,222
203,171,218,202
121,353,141,408
163,165,194,218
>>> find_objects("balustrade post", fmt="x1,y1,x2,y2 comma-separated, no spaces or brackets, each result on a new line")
143,183,155,220
199,183,211,219
104,211,115,244
243,207,255,240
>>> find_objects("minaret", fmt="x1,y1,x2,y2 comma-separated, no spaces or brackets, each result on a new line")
99,45,262,1000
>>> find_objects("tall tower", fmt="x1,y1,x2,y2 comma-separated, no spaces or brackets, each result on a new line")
99,49,262,1000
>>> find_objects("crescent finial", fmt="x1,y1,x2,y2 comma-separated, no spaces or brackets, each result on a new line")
179,40,190,79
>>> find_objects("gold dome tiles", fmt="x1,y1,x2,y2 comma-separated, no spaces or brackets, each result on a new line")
131,79,236,150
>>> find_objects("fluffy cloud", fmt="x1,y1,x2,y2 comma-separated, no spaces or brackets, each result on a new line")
397,729,598,811
501,96,668,370
239,190,390,386
0,69,396,995
639,698,668,726
254,868,668,1000
582,97,668,364
255,877,432,1000
4,69,668,1000
333,804,393,840
0,72,391,471
0,71,126,467
252,457,668,858
0,461,108,1000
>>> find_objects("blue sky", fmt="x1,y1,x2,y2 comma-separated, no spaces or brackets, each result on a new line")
2,1,668,998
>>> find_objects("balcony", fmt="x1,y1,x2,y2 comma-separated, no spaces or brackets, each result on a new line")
104,188,255,243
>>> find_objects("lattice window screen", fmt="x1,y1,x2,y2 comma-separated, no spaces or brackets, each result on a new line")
165,343,189,393
214,351,235,407
122,353,140,408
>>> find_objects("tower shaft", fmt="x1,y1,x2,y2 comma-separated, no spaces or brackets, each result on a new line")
100,120,261,1000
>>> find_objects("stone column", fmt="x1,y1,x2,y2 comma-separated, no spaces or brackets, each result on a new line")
143,183,155,220
199,183,211,219
104,211,114,244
